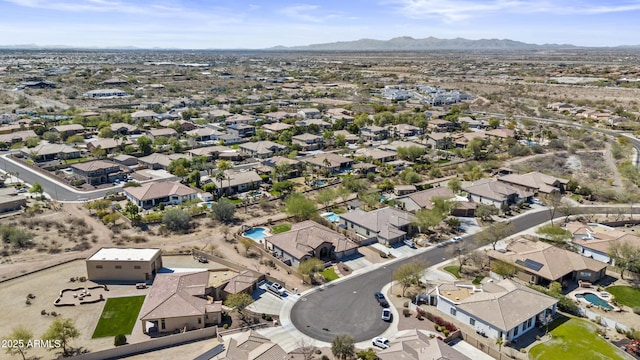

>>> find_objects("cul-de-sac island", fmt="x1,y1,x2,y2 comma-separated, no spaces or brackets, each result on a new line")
3,42,640,360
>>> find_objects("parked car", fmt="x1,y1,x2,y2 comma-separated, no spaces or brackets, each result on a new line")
403,239,416,248
372,337,390,349
17,188,27,193
374,292,389,307
381,308,392,322
531,197,543,205
450,236,462,243
197,257,208,263
269,282,286,295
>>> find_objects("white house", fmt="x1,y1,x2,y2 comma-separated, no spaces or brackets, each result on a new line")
429,278,557,342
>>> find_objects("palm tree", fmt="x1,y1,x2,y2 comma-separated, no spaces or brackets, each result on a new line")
331,334,355,360
496,336,504,352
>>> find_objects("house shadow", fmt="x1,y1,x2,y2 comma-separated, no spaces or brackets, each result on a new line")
507,315,570,351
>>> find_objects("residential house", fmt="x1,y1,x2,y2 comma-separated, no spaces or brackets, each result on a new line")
110,122,140,135
339,207,416,245
139,271,223,334
292,133,324,151
451,132,487,148
20,143,81,162
391,124,423,138
225,114,256,125
86,247,162,282
124,181,198,209
296,118,332,130
297,108,321,119
354,148,397,163
393,185,417,196
86,138,130,154
261,156,303,179
428,119,455,132
212,330,287,360
261,122,294,134
70,160,126,186
112,154,138,167
360,125,388,141
463,179,533,209
397,187,455,213
263,111,297,123
377,329,470,360
146,128,178,141
221,270,263,299
0,188,27,213
218,133,242,145
51,124,85,138
0,130,37,144
239,141,287,158
159,119,197,132
130,110,157,122
100,77,128,86
333,130,359,144
203,109,232,120
326,108,354,123
429,278,557,342
137,153,183,170
83,89,128,99
378,140,427,153
498,172,568,195
303,153,352,174
227,124,255,138
19,80,56,89
265,220,359,267
487,238,607,286
427,132,454,150
186,127,223,142
485,128,516,140
212,170,262,196
187,145,232,160
566,222,640,265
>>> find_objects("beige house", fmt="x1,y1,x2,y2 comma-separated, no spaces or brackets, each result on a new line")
124,181,198,209
497,171,568,194
396,187,455,212
487,238,607,286
86,248,162,282
139,271,223,334
378,329,470,360
566,222,640,265
213,330,287,360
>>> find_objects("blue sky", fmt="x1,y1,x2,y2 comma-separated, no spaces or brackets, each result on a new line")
0,0,639,48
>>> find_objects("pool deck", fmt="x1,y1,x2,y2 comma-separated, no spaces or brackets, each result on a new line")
242,226,273,243
569,287,619,312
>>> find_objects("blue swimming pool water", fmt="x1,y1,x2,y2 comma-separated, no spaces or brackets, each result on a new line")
243,227,268,241
576,293,613,310
322,212,340,222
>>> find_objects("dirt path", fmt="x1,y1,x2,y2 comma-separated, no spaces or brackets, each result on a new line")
604,143,624,187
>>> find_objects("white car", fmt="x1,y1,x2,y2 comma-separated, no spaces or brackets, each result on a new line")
372,337,390,349
269,282,286,295
381,308,392,322
450,236,462,243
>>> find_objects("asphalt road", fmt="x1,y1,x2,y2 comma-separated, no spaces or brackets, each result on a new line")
0,154,115,201
290,206,640,342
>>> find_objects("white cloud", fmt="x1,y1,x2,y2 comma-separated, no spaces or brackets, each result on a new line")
387,0,640,21
280,4,323,22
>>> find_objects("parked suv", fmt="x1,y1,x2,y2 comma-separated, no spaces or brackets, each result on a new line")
403,239,416,248
372,337,390,349
269,282,286,295
374,292,389,307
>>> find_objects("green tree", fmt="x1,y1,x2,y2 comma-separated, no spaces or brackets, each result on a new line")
488,117,501,129
114,334,127,347
315,187,337,210
394,261,425,296
413,209,444,233
299,258,324,283
162,208,191,232
284,193,317,221
239,237,254,256
4,326,33,360
475,221,514,250
355,348,378,360
475,204,499,221
447,178,462,193
42,318,79,357
137,136,153,155
224,293,254,324
65,134,85,144
98,127,113,138
28,182,44,197
189,170,201,188
124,201,141,223
608,241,640,280
210,199,235,223
331,334,355,360
272,180,294,194
25,136,40,148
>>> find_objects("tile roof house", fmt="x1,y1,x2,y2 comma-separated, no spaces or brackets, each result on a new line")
222,270,262,297
303,153,352,174
339,207,416,245
186,127,223,142
131,110,157,122
159,119,197,132
390,123,423,138
137,153,183,170
360,125,388,141
354,148,397,163
566,222,640,266
239,141,288,158
139,271,223,334
70,160,127,186
497,171,568,194
260,122,294,133
212,170,262,196
292,133,324,151
146,128,178,140
86,138,131,154
397,187,455,213
20,143,81,162
429,278,557,342
124,181,198,209
377,329,470,360
0,130,37,144
264,220,359,267
213,330,287,360
110,122,140,135
487,238,607,286
463,179,533,209
297,108,321,119
51,124,85,137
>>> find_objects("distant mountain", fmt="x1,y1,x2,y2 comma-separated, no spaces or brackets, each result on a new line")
270,36,579,51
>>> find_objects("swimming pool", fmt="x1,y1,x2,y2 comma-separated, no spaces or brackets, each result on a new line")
243,227,268,241
322,212,340,222
576,293,614,310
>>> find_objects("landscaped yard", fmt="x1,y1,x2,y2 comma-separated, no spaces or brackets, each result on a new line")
606,286,640,308
321,267,339,281
529,316,627,360
92,295,146,338
444,265,461,279
271,223,291,234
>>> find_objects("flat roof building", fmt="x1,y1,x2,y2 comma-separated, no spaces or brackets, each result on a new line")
86,247,162,283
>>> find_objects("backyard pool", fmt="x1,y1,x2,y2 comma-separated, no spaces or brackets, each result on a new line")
576,293,614,310
242,227,269,241
322,212,340,222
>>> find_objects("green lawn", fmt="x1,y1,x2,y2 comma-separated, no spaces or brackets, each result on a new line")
333,208,347,214
271,223,291,234
529,317,627,360
92,296,146,338
444,265,461,279
63,157,89,164
606,286,640,308
472,276,484,285
321,267,339,281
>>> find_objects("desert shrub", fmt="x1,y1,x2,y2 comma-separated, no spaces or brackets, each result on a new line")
403,309,411,317
114,334,127,346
